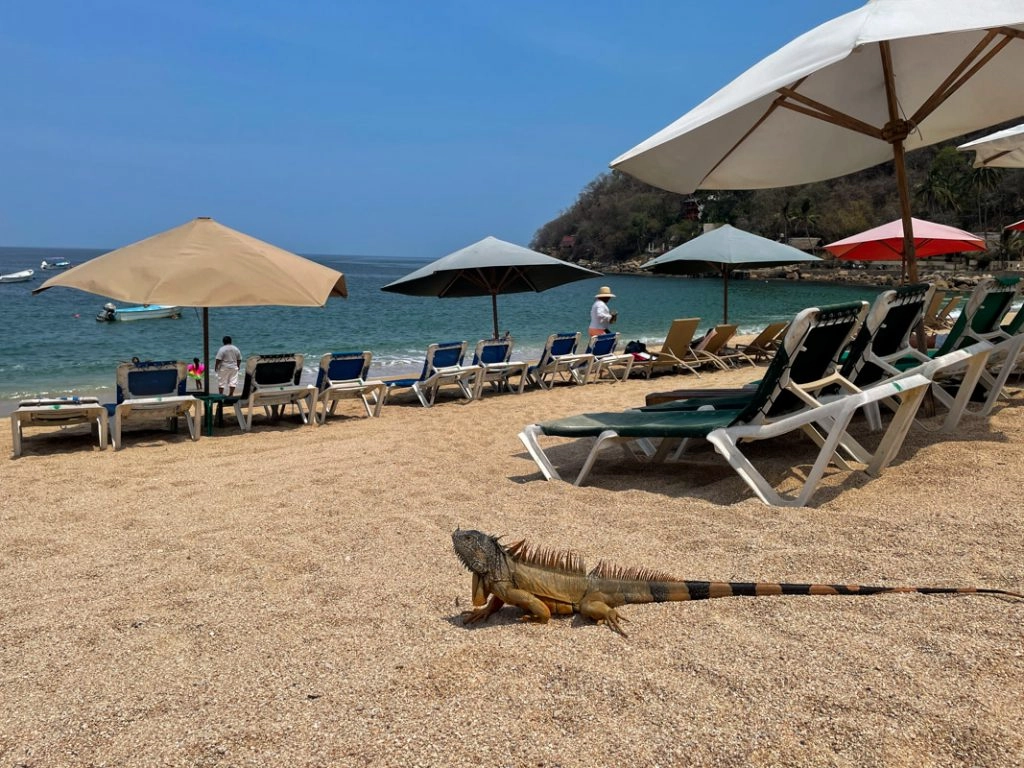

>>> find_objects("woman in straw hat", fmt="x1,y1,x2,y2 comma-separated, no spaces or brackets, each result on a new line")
589,286,618,338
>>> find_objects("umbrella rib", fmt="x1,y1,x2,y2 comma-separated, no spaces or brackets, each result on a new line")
775,88,884,140
502,266,540,293
701,89,793,184
979,147,1014,166
911,29,1015,126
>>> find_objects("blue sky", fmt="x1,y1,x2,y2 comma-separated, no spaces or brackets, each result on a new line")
0,1,862,258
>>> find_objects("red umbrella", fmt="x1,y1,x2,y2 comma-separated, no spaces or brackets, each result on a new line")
824,218,986,262
1006,219,1024,233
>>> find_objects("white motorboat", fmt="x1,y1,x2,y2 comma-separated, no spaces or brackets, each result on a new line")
40,259,72,270
0,268,35,283
96,302,183,322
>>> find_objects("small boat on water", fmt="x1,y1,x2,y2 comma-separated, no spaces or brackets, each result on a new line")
0,268,35,283
40,259,72,270
96,302,183,322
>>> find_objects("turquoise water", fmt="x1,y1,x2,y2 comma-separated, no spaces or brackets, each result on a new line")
0,245,881,404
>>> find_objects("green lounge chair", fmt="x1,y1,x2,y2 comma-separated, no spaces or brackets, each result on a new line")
519,302,932,506
895,277,1019,429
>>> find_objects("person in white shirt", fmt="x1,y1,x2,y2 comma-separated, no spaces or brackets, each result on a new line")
589,286,617,337
215,335,242,395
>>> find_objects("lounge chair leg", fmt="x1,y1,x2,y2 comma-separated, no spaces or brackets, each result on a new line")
517,425,563,482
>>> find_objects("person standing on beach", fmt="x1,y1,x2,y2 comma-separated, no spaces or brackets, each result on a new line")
589,286,618,338
215,336,242,396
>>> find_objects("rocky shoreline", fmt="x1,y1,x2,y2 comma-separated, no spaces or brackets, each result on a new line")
594,260,1022,292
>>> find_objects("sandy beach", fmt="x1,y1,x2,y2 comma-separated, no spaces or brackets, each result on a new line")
2,362,1023,767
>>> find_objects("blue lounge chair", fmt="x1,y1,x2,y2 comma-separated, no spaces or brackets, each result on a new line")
106,360,201,450
384,341,475,407
233,354,317,430
470,337,527,399
585,332,634,383
517,302,934,505
526,332,594,389
315,351,388,421
10,397,109,457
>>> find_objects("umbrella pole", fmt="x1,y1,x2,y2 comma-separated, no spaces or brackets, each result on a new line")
491,293,500,339
893,140,919,285
203,307,210,395
722,267,730,324
879,41,919,286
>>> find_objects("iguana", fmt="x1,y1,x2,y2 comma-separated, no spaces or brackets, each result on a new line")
452,529,1023,637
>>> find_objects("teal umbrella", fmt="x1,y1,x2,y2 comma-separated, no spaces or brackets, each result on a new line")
641,225,820,323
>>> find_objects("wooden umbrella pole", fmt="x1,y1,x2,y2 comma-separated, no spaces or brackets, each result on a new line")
491,293,500,339
203,307,211,395
879,41,919,286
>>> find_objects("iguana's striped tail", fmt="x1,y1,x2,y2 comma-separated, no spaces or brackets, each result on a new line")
642,581,1024,602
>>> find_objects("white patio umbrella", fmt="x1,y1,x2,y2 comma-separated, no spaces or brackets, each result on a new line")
611,0,1024,284
958,122,1024,168
641,225,820,323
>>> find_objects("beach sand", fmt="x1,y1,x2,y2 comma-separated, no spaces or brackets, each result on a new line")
2,363,1023,767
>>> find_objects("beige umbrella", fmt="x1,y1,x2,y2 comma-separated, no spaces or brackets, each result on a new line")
611,0,1024,284
958,122,1024,167
34,216,348,392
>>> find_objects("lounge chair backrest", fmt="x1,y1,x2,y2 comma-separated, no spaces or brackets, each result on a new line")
423,341,466,376
935,277,1020,356
586,333,618,356
317,351,372,391
661,318,701,358
735,302,868,424
1003,306,1024,336
239,354,304,398
841,283,933,386
473,339,513,366
747,321,787,348
539,332,579,365
696,324,737,354
115,360,187,403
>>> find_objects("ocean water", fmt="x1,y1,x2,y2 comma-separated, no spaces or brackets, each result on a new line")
0,245,881,405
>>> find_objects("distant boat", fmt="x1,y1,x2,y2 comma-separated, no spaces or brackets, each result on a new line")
40,259,72,271
0,268,35,283
96,303,183,322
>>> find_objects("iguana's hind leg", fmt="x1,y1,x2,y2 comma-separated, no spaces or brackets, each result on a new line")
579,593,630,637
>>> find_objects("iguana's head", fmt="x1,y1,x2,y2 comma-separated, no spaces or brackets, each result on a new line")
451,529,503,574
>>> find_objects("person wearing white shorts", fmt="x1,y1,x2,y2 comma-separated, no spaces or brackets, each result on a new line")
215,335,242,395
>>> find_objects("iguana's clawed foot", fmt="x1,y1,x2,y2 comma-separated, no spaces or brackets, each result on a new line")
600,611,630,637
461,608,492,625
518,614,550,624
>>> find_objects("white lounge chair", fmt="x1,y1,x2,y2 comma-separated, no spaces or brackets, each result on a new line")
526,332,593,389
10,397,109,458
108,360,201,450
315,351,388,421
384,341,476,407
469,338,527,399
233,354,316,430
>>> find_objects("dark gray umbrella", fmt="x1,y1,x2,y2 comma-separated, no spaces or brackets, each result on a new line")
641,225,820,323
381,236,602,338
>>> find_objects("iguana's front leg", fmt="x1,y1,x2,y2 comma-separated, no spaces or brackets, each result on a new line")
579,592,630,637
462,594,505,625
464,584,553,625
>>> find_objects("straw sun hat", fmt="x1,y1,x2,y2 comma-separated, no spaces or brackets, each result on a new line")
594,286,616,299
